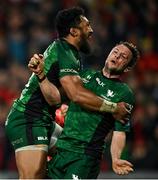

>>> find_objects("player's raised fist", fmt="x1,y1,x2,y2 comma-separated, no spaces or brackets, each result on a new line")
28,54,44,76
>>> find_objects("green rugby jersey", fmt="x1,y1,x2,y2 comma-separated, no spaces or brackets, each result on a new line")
56,69,135,158
12,39,81,124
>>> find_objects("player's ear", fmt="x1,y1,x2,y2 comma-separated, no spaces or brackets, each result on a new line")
70,28,78,37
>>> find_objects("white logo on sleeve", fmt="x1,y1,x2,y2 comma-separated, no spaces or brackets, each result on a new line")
107,89,115,97
72,174,81,180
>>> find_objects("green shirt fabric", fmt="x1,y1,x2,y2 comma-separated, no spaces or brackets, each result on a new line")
12,39,81,124
56,69,135,158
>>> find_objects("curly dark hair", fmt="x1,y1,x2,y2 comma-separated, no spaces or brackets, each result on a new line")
118,41,140,68
55,7,85,38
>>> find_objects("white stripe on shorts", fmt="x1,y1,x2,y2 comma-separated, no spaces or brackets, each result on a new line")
15,144,48,152
49,122,63,149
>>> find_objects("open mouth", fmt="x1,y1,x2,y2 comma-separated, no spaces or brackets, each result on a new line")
111,60,116,64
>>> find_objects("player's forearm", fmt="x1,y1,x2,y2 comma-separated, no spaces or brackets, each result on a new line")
38,75,61,106
73,87,117,112
111,131,126,162
60,76,117,113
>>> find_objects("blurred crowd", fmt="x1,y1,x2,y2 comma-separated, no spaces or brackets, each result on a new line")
0,0,158,174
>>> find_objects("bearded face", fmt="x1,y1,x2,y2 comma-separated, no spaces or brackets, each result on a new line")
79,30,91,54
76,16,93,54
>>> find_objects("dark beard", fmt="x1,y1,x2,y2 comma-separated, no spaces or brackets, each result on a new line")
79,35,91,54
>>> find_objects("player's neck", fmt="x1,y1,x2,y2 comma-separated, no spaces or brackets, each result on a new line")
102,67,120,79
63,36,80,51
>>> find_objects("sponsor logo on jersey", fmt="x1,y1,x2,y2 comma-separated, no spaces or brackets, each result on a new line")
37,136,48,141
107,89,115,97
60,69,78,74
96,77,105,87
72,174,81,180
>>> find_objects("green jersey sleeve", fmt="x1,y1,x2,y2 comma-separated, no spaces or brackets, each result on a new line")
114,121,131,132
114,85,135,132
57,40,81,78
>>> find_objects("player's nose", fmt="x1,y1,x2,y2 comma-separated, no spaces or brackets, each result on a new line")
115,53,120,59
88,30,93,38
89,27,93,34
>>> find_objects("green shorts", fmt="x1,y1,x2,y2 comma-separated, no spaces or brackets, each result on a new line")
47,148,100,179
5,107,55,151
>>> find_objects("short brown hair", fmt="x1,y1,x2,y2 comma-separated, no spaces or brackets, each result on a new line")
118,41,140,68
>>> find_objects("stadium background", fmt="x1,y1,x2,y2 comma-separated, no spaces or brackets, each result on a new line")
0,0,158,178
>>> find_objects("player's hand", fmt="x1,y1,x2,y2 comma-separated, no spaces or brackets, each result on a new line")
112,159,134,175
113,102,133,123
28,54,44,78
